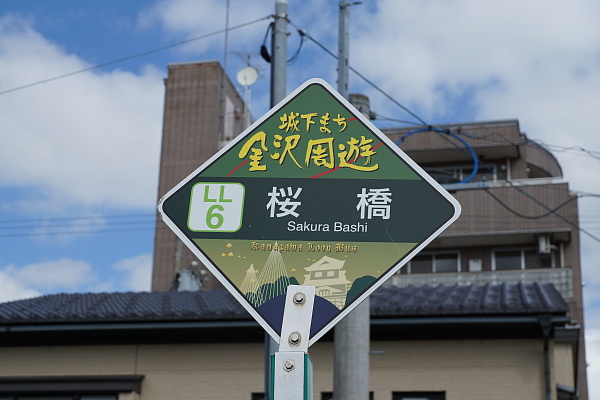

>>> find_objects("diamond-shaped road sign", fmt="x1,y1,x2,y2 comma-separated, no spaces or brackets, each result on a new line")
158,78,461,346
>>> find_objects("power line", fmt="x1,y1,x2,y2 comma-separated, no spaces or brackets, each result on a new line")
532,140,600,161
288,21,599,243
0,15,272,97
374,114,429,127
288,21,428,126
483,188,579,220
0,226,154,239
446,130,600,163
395,125,600,243
0,219,155,232
0,213,157,239
325,11,599,241
0,213,155,225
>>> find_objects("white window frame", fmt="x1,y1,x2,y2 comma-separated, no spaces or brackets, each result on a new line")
424,163,497,184
406,251,461,274
492,247,555,271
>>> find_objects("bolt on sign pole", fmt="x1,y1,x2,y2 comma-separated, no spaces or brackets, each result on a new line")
271,285,315,400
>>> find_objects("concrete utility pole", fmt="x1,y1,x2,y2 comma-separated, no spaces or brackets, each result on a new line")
334,2,370,400
265,1,288,398
271,0,288,106
337,1,350,98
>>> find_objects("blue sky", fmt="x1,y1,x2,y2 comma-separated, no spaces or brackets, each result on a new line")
1,0,600,396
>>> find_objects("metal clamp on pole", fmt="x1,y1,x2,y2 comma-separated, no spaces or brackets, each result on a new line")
271,285,315,400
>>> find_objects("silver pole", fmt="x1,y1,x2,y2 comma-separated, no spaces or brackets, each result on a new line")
334,2,370,400
337,1,350,98
271,0,288,106
266,1,289,398
334,301,370,399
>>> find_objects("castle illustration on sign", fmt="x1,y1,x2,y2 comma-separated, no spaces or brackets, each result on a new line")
302,256,351,308
240,243,355,310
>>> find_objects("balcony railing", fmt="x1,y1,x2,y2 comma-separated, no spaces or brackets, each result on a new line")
385,268,574,299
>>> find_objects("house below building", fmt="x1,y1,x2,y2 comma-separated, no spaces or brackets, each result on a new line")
0,283,581,400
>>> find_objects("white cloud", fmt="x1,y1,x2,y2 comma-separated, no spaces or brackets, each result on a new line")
0,258,95,302
0,254,152,302
112,253,152,292
9,259,94,290
138,0,272,57
0,15,164,211
586,328,600,399
0,269,40,302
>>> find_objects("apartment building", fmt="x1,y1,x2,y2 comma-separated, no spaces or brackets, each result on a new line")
152,61,245,291
384,120,587,398
148,61,588,398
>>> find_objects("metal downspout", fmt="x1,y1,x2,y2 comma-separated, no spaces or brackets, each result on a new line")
572,325,580,400
539,315,552,400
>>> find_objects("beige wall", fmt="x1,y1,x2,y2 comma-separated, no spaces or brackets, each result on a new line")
0,337,569,400
0,343,264,400
553,342,576,390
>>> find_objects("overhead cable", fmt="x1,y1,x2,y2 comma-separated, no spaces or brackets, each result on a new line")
483,189,579,220
288,21,428,126
398,126,600,243
0,226,153,239
0,15,272,96
396,127,479,184
0,213,156,238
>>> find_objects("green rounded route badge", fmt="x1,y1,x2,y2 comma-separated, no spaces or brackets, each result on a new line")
188,183,245,232
158,78,461,346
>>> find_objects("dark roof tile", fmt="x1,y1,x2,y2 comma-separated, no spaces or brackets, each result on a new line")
0,282,569,325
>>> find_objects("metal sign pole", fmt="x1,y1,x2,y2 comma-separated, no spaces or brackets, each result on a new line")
271,285,315,400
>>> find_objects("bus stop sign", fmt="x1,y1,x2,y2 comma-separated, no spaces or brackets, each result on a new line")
158,78,461,346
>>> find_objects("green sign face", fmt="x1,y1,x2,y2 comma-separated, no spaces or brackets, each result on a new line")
158,79,461,346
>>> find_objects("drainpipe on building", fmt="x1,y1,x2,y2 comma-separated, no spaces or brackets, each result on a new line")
539,315,553,400
566,323,581,400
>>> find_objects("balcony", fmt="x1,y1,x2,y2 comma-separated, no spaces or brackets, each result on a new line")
385,268,574,299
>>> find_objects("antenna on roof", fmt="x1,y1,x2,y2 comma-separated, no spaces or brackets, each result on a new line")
236,66,259,128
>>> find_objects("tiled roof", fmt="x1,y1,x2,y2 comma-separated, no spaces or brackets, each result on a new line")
371,282,568,317
0,290,248,324
0,282,568,325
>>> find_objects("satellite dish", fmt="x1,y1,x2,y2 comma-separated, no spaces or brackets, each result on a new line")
237,66,259,87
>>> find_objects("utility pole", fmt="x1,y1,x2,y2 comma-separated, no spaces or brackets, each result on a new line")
337,0,350,98
271,0,288,106
265,1,288,398
334,2,370,400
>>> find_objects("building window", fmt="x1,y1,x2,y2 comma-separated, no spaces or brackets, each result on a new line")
425,164,497,184
0,376,143,400
404,253,460,274
0,394,118,400
493,248,553,270
321,392,374,400
393,391,445,400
